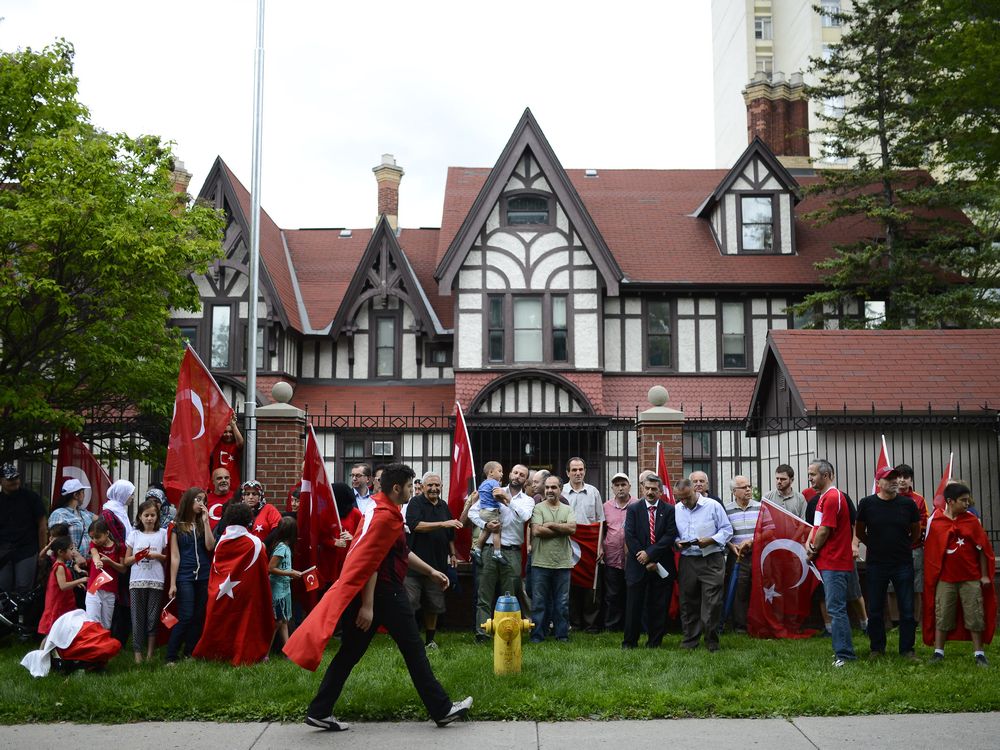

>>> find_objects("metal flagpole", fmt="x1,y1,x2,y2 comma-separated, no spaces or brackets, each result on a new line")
245,0,266,481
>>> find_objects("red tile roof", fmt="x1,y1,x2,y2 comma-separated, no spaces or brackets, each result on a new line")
768,329,1000,413
221,163,302,330
435,167,891,286
603,376,757,420
291,383,455,417
283,229,372,332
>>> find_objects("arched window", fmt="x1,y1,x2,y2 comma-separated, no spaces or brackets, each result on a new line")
505,194,550,226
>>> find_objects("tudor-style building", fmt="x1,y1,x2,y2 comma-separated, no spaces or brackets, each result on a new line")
174,109,883,492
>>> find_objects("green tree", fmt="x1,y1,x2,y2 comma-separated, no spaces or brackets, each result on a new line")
796,0,1000,328
0,41,224,461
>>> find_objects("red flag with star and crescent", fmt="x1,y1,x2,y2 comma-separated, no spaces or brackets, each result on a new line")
53,429,112,513
922,508,996,646
656,441,682,618
571,523,602,589
163,345,234,504
284,493,404,671
192,526,273,665
447,401,475,562
297,424,342,609
748,500,820,639
872,434,891,494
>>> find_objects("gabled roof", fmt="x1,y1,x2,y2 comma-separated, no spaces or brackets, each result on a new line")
434,108,623,295
693,136,802,219
327,216,448,338
750,329,1000,416
209,159,299,330
437,167,881,287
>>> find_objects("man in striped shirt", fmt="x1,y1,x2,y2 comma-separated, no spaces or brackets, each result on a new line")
724,476,760,633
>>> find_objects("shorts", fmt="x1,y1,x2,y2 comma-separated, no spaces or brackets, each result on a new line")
935,579,985,633
912,548,924,591
479,508,501,525
404,573,446,615
273,593,292,622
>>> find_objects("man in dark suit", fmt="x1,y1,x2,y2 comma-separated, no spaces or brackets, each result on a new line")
622,475,678,649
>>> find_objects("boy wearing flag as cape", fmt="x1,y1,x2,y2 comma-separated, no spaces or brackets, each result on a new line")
285,463,472,731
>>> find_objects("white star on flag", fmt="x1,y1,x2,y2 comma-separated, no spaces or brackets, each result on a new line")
255,524,264,533
956,537,965,546
217,575,241,600
763,584,782,603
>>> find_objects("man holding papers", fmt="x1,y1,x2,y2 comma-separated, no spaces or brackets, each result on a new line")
622,475,678,649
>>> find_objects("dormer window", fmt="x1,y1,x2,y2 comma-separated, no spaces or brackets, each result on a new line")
505,194,550,226
740,195,775,252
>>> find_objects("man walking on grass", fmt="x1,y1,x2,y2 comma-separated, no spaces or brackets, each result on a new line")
284,463,472,731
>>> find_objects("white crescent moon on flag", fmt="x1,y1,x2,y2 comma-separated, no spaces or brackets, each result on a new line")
759,538,810,589
244,533,263,570
173,389,206,440
570,539,581,566
61,466,93,510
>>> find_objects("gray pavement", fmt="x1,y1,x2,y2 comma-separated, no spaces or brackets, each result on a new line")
1,714,998,750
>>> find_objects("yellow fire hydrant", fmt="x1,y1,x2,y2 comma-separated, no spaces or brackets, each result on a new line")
481,592,533,675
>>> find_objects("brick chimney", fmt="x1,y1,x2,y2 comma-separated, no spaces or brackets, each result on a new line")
373,154,404,231
169,158,193,194
743,71,810,168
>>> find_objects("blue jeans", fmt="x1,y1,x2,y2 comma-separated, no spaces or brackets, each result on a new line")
530,567,570,641
167,578,208,661
866,560,916,655
821,569,856,661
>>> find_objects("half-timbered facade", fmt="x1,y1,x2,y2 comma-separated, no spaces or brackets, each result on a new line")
178,109,887,492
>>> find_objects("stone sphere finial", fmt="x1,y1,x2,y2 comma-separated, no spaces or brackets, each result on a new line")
647,385,669,408
271,381,293,404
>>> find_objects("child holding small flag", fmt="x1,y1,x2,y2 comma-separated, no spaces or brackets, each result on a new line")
85,518,125,630
268,517,303,652
125,499,168,663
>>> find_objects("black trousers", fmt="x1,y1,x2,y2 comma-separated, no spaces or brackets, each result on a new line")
603,566,627,631
308,584,453,721
623,572,673,647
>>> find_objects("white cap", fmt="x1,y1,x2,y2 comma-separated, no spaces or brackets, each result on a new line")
61,478,89,495
611,472,631,483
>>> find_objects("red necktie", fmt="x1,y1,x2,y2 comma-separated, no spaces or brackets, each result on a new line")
648,504,656,543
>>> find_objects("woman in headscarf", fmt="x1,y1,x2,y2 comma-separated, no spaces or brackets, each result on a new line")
240,480,283,541
144,484,175,529
100,479,135,644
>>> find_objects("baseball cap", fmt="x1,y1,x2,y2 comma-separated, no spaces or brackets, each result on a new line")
61,478,89,495
611,472,631,483
875,466,900,481
1,463,19,480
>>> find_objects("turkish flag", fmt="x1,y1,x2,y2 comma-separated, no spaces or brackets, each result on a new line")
872,434,891,494
297,425,341,609
447,401,475,562
748,500,821,639
160,600,179,629
302,567,320,592
87,570,113,595
192,526,273,665
655,442,674,504
163,345,234,505
57,620,122,665
922,508,996,645
571,523,601,589
284,494,403,671
54,430,112,513
931,452,954,512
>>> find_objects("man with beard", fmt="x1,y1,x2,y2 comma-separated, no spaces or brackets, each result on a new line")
470,463,533,644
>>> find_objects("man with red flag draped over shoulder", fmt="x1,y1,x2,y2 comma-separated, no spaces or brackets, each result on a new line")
284,463,472,733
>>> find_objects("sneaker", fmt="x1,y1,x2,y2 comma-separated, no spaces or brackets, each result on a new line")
493,552,509,566
975,654,989,668
929,652,944,663
426,640,439,651
305,715,349,731
435,696,473,727
832,658,847,668
470,548,482,564
902,651,920,663
813,629,832,638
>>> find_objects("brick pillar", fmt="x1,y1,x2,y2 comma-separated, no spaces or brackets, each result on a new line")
636,385,684,485
253,382,305,499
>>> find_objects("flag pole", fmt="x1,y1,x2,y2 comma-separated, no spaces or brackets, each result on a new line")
245,0,266,482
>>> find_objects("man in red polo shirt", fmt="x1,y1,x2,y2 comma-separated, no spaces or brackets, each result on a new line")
805,459,857,667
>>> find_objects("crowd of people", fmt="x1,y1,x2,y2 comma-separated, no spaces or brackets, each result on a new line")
0,447,994,677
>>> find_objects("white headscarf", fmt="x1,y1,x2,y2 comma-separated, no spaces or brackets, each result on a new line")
104,479,135,532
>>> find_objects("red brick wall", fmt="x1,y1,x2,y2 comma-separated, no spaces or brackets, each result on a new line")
255,416,305,499
637,421,684,482
377,181,399,218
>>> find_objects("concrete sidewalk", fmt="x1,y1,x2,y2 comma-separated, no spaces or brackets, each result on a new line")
1,714,997,750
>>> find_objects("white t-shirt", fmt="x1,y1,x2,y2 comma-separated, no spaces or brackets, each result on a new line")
126,528,168,588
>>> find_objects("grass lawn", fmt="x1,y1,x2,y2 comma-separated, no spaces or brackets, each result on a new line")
1,629,999,723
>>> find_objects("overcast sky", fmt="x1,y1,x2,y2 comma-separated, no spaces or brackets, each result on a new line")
2,1,716,230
